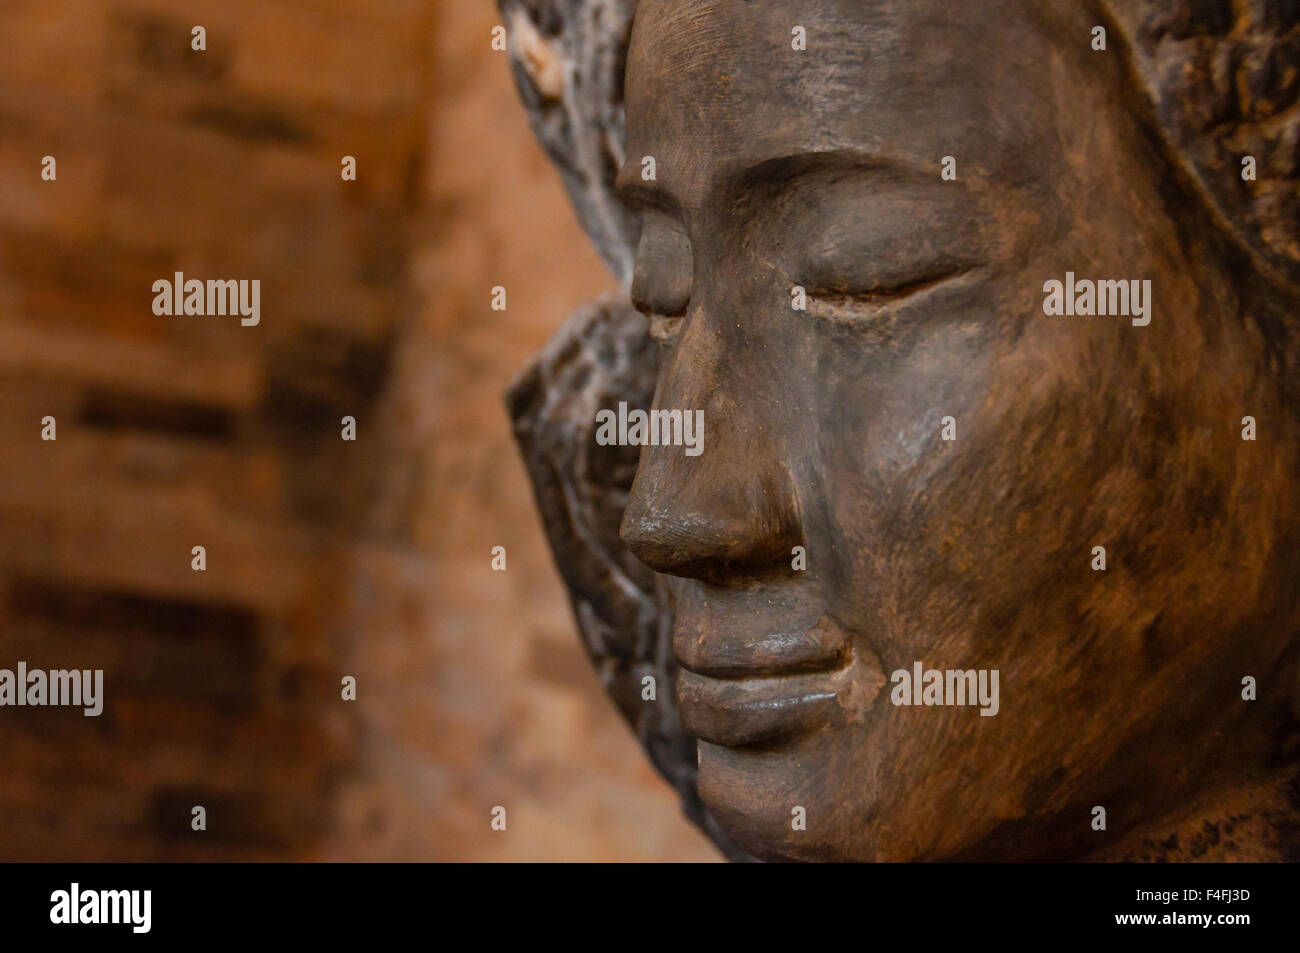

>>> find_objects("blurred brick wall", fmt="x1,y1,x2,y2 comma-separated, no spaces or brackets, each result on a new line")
0,0,716,861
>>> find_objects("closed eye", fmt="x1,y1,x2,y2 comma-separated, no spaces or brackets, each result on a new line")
809,263,975,308
803,263,980,329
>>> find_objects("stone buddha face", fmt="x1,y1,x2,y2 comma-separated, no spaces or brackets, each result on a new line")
610,0,1300,861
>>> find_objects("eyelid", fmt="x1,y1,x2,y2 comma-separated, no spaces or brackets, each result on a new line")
802,263,981,326
809,263,976,305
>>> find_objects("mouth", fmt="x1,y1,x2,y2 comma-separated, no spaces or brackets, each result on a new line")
677,665,859,748
674,615,887,749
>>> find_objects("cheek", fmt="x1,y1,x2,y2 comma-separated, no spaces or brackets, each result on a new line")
808,319,997,639
815,312,1133,622
814,336,1159,741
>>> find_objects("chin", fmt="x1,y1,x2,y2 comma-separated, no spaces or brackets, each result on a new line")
696,737,1047,862
694,738,889,862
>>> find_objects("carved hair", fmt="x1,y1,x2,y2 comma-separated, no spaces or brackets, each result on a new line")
1105,0,1300,294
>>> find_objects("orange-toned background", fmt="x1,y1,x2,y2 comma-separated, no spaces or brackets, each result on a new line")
0,0,717,861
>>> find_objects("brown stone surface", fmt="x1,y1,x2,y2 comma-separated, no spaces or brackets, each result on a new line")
0,0,718,861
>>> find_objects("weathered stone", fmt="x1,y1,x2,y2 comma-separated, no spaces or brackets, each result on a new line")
498,0,640,279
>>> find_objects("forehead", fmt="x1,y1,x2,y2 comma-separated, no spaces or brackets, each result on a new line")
623,0,1063,209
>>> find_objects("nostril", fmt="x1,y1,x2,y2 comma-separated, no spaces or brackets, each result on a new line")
618,490,680,571
618,501,666,570
619,472,804,582
620,503,723,578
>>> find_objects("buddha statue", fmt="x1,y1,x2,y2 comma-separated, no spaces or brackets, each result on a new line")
503,0,1300,861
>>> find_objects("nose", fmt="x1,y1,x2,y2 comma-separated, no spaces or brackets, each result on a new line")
619,306,803,582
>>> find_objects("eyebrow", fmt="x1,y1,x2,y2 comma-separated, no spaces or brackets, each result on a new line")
614,165,680,215
614,147,946,215
723,149,943,207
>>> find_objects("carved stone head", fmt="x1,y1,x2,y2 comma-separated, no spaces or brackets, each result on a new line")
505,0,1300,861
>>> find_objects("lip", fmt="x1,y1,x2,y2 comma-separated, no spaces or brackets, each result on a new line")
672,601,887,748
674,608,854,677
677,666,856,748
